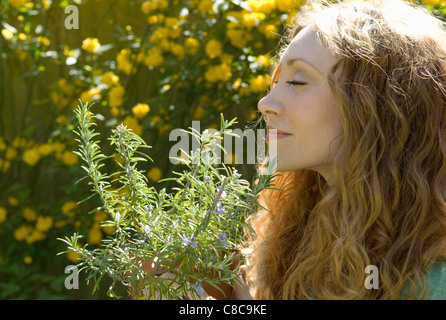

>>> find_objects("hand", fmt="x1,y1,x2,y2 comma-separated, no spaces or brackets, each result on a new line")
233,265,252,300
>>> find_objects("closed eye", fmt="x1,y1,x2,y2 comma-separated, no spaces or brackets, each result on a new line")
273,81,307,86
286,81,306,86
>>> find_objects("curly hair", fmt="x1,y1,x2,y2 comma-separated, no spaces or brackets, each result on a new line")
246,0,446,299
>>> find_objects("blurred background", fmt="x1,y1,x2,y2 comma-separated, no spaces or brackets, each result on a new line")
0,0,444,299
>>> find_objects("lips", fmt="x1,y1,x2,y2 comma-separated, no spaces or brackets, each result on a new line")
266,126,291,135
266,126,292,141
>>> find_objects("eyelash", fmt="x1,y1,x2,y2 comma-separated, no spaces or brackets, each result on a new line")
273,81,306,86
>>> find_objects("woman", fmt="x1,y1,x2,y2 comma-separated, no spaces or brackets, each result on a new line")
240,0,446,299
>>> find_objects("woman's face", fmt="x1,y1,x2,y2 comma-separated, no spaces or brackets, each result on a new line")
258,26,342,181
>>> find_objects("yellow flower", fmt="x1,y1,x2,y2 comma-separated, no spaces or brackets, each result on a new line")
14,225,32,241
144,48,164,68
242,12,265,28
35,216,53,232
67,251,82,263
12,136,26,149
123,116,143,136
37,143,53,156
226,24,252,49
42,0,50,10
1,29,14,41
193,106,205,120
26,229,46,243
8,0,27,9
0,207,7,224
248,74,271,93
158,123,172,136
276,0,302,12
101,72,120,87
51,141,65,154
54,220,68,228
23,207,37,222
158,0,168,9
422,0,441,4
117,49,133,75
37,36,50,47
147,167,162,182
250,111,259,121
62,201,77,217
18,33,27,41
150,27,170,43
63,46,76,57
88,224,103,245
8,197,19,207
108,84,125,109
22,148,41,166
208,123,219,130
0,160,11,173
80,87,102,104
246,0,276,13
198,0,213,13
170,43,185,60
0,137,5,151
57,115,68,126
102,224,116,235
61,150,79,166
232,78,242,90
258,23,279,39
141,0,158,14
256,54,271,68
94,211,108,222
185,37,200,54
147,15,157,24
5,147,17,160
110,107,125,118
23,256,32,264
132,103,150,119
205,39,223,59
82,37,101,53
204,63,232,83
165,17,179,28
136,49,146,64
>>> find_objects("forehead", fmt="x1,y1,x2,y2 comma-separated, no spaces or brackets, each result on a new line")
281,26,338,75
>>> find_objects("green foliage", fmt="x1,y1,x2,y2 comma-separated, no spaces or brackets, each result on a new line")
59,101,276,299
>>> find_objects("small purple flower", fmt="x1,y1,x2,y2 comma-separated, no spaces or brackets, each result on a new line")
207,248,215,261
137,237,147,247
143,205,154,213
214,202,225,214
218,233,228,248
204,175,210,182
193,282,205,296
215,183,227,199
182,234,197,247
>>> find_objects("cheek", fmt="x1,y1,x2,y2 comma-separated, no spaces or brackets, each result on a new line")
292,88,341,135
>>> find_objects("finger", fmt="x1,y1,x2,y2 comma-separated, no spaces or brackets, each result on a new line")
239,265,247,282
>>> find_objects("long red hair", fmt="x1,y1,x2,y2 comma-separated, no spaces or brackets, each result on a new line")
245,0,446,299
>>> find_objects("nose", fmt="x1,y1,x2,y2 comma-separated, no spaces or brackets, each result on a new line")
257,91,283,120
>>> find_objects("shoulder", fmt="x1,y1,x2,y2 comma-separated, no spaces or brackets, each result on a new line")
424,260,446,300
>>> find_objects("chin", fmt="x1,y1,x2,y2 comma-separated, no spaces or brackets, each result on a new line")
274,161,299,172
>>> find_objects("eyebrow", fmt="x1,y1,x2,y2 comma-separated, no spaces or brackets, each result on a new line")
285,58,323,76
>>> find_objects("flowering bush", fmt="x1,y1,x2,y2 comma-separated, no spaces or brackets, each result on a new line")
0,0,443,299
